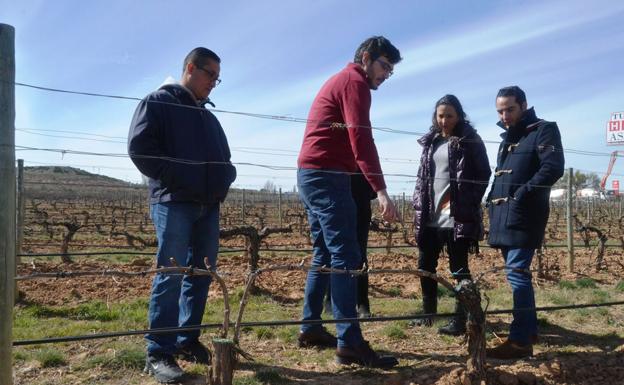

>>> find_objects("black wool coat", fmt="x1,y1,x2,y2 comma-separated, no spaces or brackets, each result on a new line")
487,107,565,249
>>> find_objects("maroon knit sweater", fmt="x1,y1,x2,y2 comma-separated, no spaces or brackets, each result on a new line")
297,63,386,192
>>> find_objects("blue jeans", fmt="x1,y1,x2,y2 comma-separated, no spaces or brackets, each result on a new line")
146,201,220,355
298,168,364,348
502,247,537,345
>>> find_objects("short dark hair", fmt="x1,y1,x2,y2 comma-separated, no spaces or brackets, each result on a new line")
183,47,221,73
497,86,526,105
431,94,470,133
354,36,402,65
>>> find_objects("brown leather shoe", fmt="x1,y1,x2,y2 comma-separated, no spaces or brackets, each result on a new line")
486,339,533,359
297,327,337,349
336,341,398,369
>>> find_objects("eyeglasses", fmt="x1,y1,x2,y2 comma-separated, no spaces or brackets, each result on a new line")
197,66,222,86
375,59,394,77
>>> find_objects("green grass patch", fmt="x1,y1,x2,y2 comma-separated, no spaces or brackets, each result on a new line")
387,287,402,297
13,299,150,341
276,326,298,343
13,350,29,362
27,302,120,321
255,326,276,340
84,347,144,370
558,280,576,289
35,348,67,368
234,376,263,385
437,285,454,298
575,277,597,289
185,363,208,376
590,289,610,303
549,293,572,305
615,280,624,292
255,368,288,384
370,297,414,315
382,322,406,340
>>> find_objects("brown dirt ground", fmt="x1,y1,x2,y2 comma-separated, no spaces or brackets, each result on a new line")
13,247,624,384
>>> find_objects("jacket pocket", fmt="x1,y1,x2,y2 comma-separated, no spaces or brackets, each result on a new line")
204,163,237,201
506,197,528,230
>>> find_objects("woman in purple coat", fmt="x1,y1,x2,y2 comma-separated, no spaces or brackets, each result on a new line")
411,95,491,335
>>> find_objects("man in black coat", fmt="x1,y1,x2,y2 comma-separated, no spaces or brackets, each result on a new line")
486,86,564,359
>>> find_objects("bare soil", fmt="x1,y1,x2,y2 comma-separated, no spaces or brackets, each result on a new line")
14,248,624,385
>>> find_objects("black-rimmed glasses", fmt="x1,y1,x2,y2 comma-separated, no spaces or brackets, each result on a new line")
197,66,222,86
375,59,394,77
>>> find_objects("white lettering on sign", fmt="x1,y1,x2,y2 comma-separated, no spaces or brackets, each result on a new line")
607,112,624,145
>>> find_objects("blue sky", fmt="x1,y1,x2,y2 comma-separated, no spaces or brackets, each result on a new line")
3,0,624,194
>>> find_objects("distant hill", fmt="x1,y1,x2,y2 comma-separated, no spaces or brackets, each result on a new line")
24,166,146,201
22,166,296,203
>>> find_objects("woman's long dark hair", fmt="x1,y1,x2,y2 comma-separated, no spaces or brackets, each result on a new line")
431,94,471,135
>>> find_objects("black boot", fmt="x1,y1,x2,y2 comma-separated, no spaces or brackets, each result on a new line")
357,274,371,318
438,301,467,336
410,295,437,327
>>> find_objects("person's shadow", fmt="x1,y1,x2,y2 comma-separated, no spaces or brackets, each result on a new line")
486,318,624,352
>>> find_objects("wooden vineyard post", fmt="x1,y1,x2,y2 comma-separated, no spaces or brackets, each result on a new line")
0,22,16,385
278,187,282,227
241,189,246,225
401,192,406,224
15,159,24,302
567,167,575,271
209,339,236,385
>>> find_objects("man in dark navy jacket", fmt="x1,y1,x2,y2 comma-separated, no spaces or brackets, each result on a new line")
128,47,236,383
486,86,564,359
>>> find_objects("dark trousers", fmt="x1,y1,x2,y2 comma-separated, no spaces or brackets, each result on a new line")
418,227,472,304
352,186,372,308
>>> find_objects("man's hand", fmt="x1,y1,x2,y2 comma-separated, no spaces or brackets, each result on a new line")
376,189,401,223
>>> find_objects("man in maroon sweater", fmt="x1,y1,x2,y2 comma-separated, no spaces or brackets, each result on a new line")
296,36,401,368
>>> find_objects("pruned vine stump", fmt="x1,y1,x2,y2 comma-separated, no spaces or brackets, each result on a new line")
208,338,237,385
455,279,486,382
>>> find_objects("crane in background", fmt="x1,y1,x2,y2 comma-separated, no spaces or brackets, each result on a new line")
600,151,624,192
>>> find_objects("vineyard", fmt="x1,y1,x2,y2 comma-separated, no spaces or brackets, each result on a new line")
12,166,624,385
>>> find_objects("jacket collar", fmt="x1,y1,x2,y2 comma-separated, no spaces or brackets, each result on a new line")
159,83,215,107
497,107,541,137
418,122,476,146
346,62,368,82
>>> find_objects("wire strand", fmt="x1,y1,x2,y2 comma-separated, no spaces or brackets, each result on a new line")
14,81,617,155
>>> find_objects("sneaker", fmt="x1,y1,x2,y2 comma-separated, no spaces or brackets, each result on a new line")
144,353,185,383
297,327,337,349
486,339,533,359
177,341,211,365
335,341,399,369
437,318,466,336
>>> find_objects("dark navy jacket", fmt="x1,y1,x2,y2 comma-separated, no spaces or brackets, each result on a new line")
128,84,236,204
413,123,491,245
487,108,564,248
